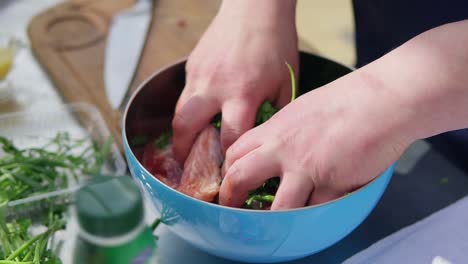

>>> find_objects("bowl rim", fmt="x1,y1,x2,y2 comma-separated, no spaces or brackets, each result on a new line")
122,53,395,214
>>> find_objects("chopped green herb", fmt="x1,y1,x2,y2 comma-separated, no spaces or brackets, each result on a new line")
212,113,222,129
255,102,278,126
244,194,275,209
243,177,280,209
154,131,172,150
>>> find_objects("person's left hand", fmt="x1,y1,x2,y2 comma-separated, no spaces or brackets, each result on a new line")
219,72,414,210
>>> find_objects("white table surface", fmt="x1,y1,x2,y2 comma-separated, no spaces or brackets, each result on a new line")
2,1,468,264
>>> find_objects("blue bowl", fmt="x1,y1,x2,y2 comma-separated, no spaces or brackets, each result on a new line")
122,53,395,263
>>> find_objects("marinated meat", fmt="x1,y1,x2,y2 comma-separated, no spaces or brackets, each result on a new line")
142,142,183,189
178,126,223,202
142,126,223,202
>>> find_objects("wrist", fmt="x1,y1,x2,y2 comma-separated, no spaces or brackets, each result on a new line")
218,0,297,31
349,69,418,148
364,21,468,141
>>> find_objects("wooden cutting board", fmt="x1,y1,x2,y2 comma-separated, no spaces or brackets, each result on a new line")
27,0,221,150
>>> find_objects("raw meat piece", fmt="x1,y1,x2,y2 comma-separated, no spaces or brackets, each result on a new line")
177,126,223,202
142,142,183,189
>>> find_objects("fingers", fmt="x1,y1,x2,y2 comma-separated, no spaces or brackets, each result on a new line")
219,146,280,208
276,83,292,108
222,127,263,176
270,172,314,210
172,94,219,163
174,84,191,113
220,99,258,153
308,187,344,205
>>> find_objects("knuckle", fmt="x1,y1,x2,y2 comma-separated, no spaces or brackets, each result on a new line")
236,101,256,118
185,68,203,83
185,60,192,73
225,163,244,190
187,64,266,102
225,136,248,161
277,132,298,150
314,162,338,188
225,145,237,160
236,87,258,101
185,54,201,73
225,142,235,155
172,112,190,132
172,142,186,159
273,199,288,210
225,76,262,98
222,128,241,144
185,63,210,81
190,60,224,79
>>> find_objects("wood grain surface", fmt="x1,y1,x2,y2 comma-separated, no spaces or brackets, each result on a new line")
27,0,220,150
27,0,317,151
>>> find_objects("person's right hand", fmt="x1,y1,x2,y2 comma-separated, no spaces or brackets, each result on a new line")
172,0,298,163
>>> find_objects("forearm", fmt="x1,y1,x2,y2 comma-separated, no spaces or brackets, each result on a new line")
361,20,468,142
218,0,297,31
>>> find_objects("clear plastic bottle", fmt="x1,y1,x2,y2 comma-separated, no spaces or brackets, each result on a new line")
73,176,157,264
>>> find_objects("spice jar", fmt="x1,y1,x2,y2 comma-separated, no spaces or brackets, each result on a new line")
73,176,157,264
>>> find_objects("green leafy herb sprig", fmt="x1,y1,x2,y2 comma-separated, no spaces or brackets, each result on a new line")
212,61,296,129
244,177,280,209
242,62,297,209
154,131,172,150
0,132,111,204
213,101,279,129
0,132,112,263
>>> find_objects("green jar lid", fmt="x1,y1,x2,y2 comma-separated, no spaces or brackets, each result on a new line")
75,176,144,237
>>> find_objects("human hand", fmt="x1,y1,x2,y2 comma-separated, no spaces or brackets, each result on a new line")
172,0,298,162
219,20,468,210
219,72,413,210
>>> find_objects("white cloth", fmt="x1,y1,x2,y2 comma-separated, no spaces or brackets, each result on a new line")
344,196,468,264
0,0,63,113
